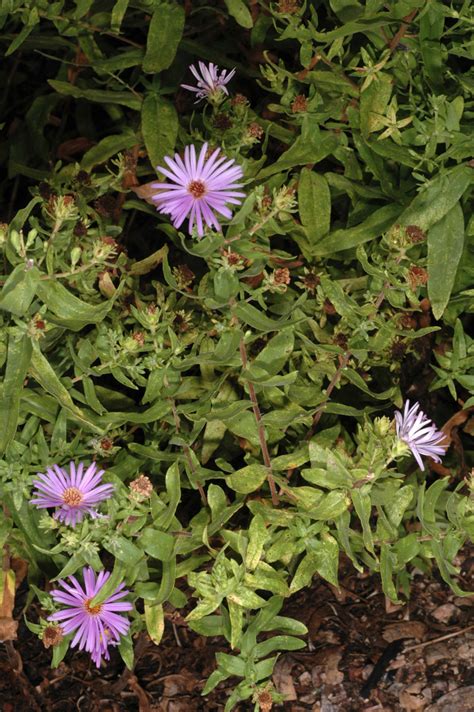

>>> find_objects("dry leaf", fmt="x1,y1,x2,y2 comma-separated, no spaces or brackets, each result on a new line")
383,621,427,642
0,568,18,641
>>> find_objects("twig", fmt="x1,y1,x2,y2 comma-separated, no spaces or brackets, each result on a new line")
404,624,474,653
168,397,207,505
304,351,351,443
239,337,279,505
389,10,418,52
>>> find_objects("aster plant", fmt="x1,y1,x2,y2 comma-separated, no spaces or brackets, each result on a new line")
48,567,133,667
30,461,114,526
150,143,245,236
395,400,448,471
181,61,235,103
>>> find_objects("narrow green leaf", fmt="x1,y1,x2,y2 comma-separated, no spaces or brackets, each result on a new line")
298,169,331,244
0,333,32,454
144,602,165,645
428,202,465,320
81,132,137,171
142,94,178,169
313,204,401,254
48,80,142,110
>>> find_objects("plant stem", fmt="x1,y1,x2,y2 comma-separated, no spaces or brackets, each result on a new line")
239,337,279,506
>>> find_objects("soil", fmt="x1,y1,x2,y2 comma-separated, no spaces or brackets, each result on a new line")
1,553,473,712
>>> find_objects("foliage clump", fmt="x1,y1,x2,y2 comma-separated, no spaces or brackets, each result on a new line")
0,1,473,709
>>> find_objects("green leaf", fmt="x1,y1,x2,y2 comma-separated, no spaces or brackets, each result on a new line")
258,131,339,179
254,635,305,658
81,132,137,171
144,602,165,645
142,94,178,170
28,345,101,433
311,490,350,520
129,244,168,276
48,80,142,110
0,333,32,453
224,0,253,28
313,204,401,254
142,2,185,73
139,529,175,561
399,164,472,232
380,543,401,603
0,265,40,316
298,169,331,244
118,632,134,670
428,202,465,320
111,0,130,33
104,535,144,567
245,514,269,571
360,73,392,138
253,329,294,375
36,279,121,331
227,464,268,494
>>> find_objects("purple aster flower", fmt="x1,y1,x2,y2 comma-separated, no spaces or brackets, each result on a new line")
151,143,245,236
49,567,133,667
181,61,235,102
30,461,114,527
395,400,447,471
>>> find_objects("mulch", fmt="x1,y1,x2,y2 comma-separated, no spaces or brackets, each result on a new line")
1,551,473,711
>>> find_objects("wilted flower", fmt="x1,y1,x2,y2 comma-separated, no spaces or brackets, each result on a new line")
150,143,245,237
48,567,133,667
31,462,114,527
181,62,235,103
395,400,447,471
42,625,64,649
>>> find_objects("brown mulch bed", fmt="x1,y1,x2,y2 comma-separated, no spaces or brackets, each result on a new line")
1,554,473,711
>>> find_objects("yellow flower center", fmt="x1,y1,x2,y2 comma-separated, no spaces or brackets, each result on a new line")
84,598,103,616
62,486,83,506
188,180,206,199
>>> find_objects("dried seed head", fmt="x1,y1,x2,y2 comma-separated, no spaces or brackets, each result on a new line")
407,265,428,290
274,267,291,285
405,225,426,244
231,93,248,107
277,0,301,14
130,474,153,498
42,625,64,649
213,112,233,130
247,122,264,139
291,94,308,113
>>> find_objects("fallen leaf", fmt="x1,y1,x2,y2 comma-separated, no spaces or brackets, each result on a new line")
383,621,427,642
425,686,474,712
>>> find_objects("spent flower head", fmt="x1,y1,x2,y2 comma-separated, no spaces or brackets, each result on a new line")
48,567,133,667
30,461,114,527
150,143,245,237
181,62,235,104
395,400,447,471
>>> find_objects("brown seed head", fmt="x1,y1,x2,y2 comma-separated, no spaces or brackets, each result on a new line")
42,625,64,649
130,474,153,497
405,225,426,243
291,95,308,113
132,331,145,346
247,122,264,139
277,0,301,14
274,267,291,285
231,93,249,107
407,265,428,290
213,112,233,130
